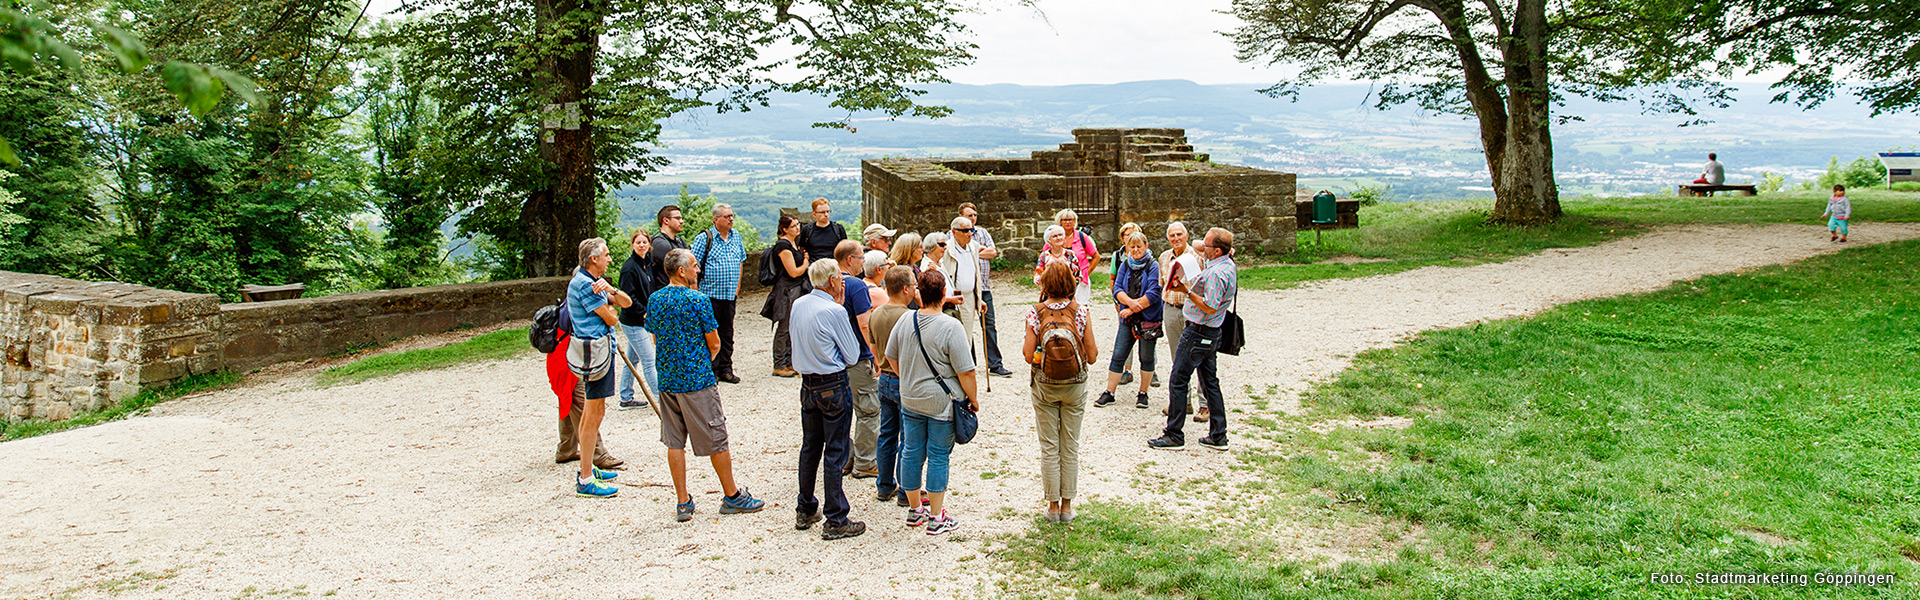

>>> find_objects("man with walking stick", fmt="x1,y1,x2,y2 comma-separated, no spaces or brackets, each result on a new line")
941,217,990,392
646,248,766,522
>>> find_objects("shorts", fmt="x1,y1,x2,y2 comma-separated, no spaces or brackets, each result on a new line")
583,366,615,399
1828,217,1849,235
658,386,730,456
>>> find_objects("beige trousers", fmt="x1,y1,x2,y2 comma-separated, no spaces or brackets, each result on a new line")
1031,379,1087,502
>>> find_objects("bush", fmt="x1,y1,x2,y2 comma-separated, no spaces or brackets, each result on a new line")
1347,182,1395,206
1818,155,1887,189
1757,171,1785,193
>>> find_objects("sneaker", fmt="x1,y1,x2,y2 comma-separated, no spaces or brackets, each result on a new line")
1151,373,1161,388
925,511,959,536
576,479,619,498
1198,435,1230,451
990,367,1014,378
1061,509,1076,523
772,367,797,378
1119,371,1135,385
1135,392,1149,409
1044,511,1061,524
617,398,648,410
716,372,742,384
822,520,867,540
721,487,765,514
592,467,618,482
795,511,823,531
906,507,931,527
1147,435,1185,450
1094,391,1116,407
675,499,695,522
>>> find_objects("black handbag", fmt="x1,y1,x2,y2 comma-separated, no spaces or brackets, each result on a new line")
1218,284,1244,356
913,314,978,444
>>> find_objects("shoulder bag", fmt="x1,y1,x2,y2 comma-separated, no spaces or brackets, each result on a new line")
1217,277,1244,356
913,314,978,444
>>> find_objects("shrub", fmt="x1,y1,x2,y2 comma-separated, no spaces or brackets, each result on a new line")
1818,155,1887,189
1757,171,1785,193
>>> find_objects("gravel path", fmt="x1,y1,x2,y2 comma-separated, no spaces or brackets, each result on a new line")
5,223,1914,599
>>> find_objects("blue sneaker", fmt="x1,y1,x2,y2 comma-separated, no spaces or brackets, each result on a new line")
675,499,695,522
592,468,618,482
576,479,618,498
720,486,765,514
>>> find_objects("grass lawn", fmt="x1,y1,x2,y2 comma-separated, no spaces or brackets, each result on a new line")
1005,239,1920,599
316,328,531,387
1241,188,1920,290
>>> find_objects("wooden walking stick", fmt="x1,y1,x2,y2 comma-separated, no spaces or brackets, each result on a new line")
613,332,660,419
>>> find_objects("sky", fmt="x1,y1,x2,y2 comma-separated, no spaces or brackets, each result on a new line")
365,0,1282,85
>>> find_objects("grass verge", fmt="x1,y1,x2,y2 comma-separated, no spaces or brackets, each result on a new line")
0,372,241,441
1005,239,1920,598
316,328,531,387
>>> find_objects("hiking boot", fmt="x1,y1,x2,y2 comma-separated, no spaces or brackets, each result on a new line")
1147,435,1185,450
576,479,619,498
850,467,879,479
1198,435,1230,451
1119,370,1135,385
1194,407,1208,423
675,499,695,522
721,487,765,514
617,398,648,410
1135,392,1150,409
822,520,867,540
795,511,823,531
591,467,618,482
925,511,959,536
773,367,797,378
717,372,742,384
1094,391,1116,407
906,507,930,527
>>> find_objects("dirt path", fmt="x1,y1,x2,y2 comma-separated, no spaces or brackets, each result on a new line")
5,223,1913,599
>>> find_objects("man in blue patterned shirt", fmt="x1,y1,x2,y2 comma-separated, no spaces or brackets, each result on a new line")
692,203,747,384
1149,227,1239,452
647,248,765,522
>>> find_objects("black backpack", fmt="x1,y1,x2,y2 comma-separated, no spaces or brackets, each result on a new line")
757,244,781,286
529,297,568,353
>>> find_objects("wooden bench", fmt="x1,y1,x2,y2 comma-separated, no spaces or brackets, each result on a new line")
1677,184,1758,197
238,283,307,302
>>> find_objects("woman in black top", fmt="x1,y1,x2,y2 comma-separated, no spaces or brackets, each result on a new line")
617,229,660,408
761,214,812,378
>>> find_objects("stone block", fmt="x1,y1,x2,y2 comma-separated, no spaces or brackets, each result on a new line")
139,359,186,384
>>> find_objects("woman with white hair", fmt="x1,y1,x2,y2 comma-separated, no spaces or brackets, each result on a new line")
863,249,892,308
1033,225,1084,302
921,232,962,319
1043,209,1099,305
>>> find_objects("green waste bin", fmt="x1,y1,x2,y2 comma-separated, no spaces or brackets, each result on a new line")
1312,191,1338,225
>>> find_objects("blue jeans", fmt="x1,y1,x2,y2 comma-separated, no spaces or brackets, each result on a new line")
1108,322,1158,374
798,372,854,525
1164,323,1225,442
876,373,903,497
618,324,658,401
900,409,955,494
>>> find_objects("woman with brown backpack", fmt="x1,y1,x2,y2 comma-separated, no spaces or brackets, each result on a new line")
1023,262,1099,524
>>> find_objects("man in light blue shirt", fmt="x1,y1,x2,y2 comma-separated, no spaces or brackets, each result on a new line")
1150,227,1238,453
692,203,747,384
786,258,868,540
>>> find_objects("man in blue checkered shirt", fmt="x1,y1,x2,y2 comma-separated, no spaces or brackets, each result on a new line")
693,203,748,384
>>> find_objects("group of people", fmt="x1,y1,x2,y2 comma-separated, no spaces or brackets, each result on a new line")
548,198,1242,540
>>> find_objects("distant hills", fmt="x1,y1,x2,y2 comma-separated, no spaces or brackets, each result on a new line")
607,80,1919,231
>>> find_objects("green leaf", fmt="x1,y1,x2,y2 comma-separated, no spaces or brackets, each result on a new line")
160,61,223,116
0,136,16,167
207,66,257,105
93,23,150,73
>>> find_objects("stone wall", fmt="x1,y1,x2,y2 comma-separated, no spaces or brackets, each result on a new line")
2,272,222,422
862,128,1294,265
219,278,570,373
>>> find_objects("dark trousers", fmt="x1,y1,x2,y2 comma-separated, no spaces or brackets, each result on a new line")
981,290,1004,371
772,319,792,371
876,373,903,497
710,298,737,376
1163,322,1226,442
798,371,854,525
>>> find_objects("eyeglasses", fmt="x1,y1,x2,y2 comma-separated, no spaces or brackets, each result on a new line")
717,214,735,220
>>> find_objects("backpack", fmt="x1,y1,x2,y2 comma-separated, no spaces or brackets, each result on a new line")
756,243,782,286
529,297,567,354
1034,301,1087,384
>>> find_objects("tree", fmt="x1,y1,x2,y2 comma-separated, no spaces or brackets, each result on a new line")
361,35,456,289
396,0,978,277
1228,0,1919,224
0,62,111,279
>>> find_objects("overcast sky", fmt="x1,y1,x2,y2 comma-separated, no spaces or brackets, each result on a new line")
365,0,1278,85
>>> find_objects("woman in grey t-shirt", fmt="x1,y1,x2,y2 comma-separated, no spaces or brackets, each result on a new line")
883,269,979,536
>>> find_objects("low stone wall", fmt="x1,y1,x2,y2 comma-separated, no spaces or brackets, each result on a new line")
219,278,570,373
2,272,222,421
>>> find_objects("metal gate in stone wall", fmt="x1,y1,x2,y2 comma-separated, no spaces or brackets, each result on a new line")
1062,176,1113,216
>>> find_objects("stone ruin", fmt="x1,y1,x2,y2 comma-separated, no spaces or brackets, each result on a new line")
860,128,1299,264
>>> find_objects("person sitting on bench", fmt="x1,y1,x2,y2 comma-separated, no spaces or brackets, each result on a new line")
1693,153,1725,185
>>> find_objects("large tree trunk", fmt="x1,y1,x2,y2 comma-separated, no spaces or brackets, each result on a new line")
522,0,601,277
1488,0,1561,224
